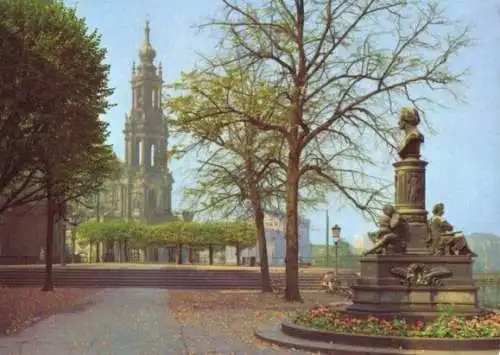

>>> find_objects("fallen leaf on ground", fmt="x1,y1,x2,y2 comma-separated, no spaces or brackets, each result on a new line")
0,287,98,335
167,290,346,351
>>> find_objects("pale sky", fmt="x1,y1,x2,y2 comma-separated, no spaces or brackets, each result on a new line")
65,0,500,244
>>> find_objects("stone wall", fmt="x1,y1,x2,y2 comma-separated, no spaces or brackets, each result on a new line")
0,200,64,263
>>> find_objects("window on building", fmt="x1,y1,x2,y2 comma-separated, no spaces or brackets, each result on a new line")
134,140,140,166
150,144,156,167
148,189,157,211
138,140,143,165
136,88,143,108
120,186,125,217
112,187,118,207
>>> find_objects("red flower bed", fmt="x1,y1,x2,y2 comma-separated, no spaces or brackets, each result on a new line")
295,305,500,338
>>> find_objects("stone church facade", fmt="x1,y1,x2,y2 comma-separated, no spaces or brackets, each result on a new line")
0,21,185,264
100,20,174,224
95,21,191,263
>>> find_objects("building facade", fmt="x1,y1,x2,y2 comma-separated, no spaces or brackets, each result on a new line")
99,21,173,224
89,21,189,262
0,200,65,264
0,21,177,264
222,213,312,266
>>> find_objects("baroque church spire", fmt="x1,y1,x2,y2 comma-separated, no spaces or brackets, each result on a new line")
139,20,156,64
123,19,173,225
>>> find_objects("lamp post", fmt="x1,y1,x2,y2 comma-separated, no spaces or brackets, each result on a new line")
331,224,341,275
325,209,329,267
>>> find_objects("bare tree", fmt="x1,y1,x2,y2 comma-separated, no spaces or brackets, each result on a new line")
182,0,470,301
169,64,297,292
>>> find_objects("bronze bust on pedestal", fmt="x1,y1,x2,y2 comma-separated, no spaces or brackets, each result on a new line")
398,107,425,160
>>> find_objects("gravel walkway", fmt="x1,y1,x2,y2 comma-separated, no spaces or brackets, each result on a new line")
0,288,311,355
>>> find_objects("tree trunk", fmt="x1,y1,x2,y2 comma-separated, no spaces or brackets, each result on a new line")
42,192,55,292
249,185,272,292
188,246,194,264
254,205,273,292
235,242,241,266
96,242,100,263
176,243,183,264
104,240,113,262
59,221,66,266
284,151,302,302
95,192,100,262
71,230,76,263
208,245,214,265
124,239,129,262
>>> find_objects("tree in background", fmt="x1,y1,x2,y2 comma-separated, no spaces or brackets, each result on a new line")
311,241,359,269
168,71,280,291
168,64,325,292
0,0,116,291
76,219,257,262
190,0,470,301
0,3,63,213
168,65,288,292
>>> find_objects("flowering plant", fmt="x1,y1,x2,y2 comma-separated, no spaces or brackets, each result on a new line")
294,305,500,338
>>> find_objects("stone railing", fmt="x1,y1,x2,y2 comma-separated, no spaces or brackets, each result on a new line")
476,277,500,309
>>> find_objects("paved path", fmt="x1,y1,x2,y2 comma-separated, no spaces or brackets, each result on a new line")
0,289,309,355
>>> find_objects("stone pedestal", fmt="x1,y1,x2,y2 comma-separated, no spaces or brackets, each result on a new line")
394,159,428,253
345,255,482,321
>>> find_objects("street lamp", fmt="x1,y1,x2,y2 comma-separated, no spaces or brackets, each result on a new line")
325,209,330,267
331,224,341,275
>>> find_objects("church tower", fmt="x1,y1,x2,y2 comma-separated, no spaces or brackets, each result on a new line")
123,20,173,222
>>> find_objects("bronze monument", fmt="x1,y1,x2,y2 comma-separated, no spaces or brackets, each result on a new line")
397,107,425,160
393,107,429,252
346,106,481,320
427,203,477,256
364,204,409,255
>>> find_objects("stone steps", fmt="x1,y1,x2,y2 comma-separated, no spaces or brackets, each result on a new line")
0,268,357,290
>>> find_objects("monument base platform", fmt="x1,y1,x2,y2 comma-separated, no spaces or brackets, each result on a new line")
346,254,484,320
345,292,484,321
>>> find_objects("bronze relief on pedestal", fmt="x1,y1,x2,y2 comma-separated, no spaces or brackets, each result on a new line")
407,172,421,204
396,171,405,205
390,264,452,287
402,214,427,223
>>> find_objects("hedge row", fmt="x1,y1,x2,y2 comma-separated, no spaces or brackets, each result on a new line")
75,219,257,247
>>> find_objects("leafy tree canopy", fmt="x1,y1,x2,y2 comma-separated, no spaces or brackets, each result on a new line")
76,219,257,247
0,0,116,213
